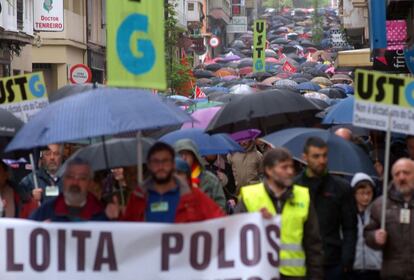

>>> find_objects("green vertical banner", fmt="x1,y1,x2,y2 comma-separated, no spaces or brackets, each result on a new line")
253,20,266,73
107,0,166,90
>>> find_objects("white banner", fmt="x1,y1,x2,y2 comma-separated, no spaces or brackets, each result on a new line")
0,213,281,280
34,0,64,32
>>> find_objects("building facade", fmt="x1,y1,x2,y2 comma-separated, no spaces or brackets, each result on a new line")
32,0,87,93
0,0,34,77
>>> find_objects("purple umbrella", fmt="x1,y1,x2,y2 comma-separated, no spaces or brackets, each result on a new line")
219,54,241,62
230,129,262,142
182,107,221,129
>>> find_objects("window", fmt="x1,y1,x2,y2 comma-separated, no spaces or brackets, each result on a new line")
17,0,23,30
188,3,194,11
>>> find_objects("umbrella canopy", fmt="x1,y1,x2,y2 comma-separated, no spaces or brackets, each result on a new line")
311,76,333,87
239,66,253,76
274,79,298,90
265,49,278,58
297,82,321,92
160,128,243,156
330,74,352,84
193,69,215,78
182,107,221,129
206,90,321,134
196,78,213,87
245,72,272,81
6,88,192,152
231,40,246,49
319,88,347,99
322,96,354,125
0,108,24,137
292,77,310,84
63,137,155,171
215,68,236,77
48,83,104,103
333,84,354,95
262,76,280,86
303,92,330,102
305,97,330,110
230,129,262,142
238,58,253,68
262,127,376,176
205,63,223,72
229,84,255,94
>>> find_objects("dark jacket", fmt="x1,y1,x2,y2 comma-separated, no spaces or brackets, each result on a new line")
364,185,414,280
235,182,324,280
121,176,225,222
29,193,108,222
295,171,357,269
18,168,63,203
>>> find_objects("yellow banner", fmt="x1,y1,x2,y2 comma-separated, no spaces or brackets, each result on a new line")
253,20,266,73
107,0,166,90
355,69,414,108
0,72,47,105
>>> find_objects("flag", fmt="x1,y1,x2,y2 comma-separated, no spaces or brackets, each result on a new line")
282,61,297,73
194,86,207,99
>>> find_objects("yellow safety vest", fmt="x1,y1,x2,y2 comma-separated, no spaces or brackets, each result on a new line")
240,183,310,277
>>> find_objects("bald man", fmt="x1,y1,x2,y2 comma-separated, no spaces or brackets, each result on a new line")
335,128,353,141
364,158,414,279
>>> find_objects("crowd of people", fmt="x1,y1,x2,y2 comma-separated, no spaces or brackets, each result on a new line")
1,133,414,280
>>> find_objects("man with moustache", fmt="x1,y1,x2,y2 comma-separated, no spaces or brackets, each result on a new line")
108,142,224,222
365,158,414,279
29,158,108,222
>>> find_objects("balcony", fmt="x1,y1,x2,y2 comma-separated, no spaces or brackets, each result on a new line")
209,0,231,24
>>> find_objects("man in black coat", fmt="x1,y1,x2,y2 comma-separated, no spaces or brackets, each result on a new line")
295,137,357,280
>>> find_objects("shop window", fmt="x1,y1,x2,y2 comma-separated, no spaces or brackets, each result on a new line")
188,3,194,11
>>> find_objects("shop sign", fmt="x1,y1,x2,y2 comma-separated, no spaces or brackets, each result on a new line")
34,0,64,32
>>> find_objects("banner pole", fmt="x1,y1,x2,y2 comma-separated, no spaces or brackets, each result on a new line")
380,112,392,229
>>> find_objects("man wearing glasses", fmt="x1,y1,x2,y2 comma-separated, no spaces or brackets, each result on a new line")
29,158,108,222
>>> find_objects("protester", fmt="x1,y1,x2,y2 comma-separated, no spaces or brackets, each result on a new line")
365,158,414,279
108,142,224,222
335,128,353,141
204,154,237,201
29,158,108,222
0,161,24,218
406,135,414,160
295,137,357,279
174,139,226,209
235,148,324,280
350,173,382,280
228,139,263,192
19,144,63,205
175,157,192,185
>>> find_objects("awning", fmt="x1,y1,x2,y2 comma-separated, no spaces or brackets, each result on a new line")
335,48,372,68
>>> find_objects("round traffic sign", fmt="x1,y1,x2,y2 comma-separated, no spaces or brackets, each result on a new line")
69,64,92,84
209,36,220,48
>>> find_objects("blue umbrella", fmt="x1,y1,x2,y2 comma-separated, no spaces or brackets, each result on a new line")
333,84,354,95
6,88,191,152
160,128,243,156
322,96,354,125
297,82,321,92
262,127,376,176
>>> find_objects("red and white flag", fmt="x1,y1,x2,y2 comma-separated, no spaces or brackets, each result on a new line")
194,86,207,99
282,61,297,73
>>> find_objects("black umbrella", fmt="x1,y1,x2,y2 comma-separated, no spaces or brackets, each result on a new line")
214,94,245,103
319,88,347,99
237,58,253,68
245,72,272,82
292,77,310,84
193,69,215,78
291,73,314,80
205,63,223,72
271,38,289,45
48,83,104,103
0,108,24,137
206,89,321,134
231,40,246,49
63,137,155,172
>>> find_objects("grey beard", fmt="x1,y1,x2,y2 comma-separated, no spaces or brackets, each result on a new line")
64,189,87,207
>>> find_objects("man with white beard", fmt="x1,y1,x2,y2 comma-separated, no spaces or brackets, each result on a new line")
29,158,108,222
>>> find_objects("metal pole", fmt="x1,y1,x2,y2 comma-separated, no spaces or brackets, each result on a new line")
380,112,392,229
136,131,143,185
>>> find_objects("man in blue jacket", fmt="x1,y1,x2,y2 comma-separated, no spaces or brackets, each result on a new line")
30,157,108,222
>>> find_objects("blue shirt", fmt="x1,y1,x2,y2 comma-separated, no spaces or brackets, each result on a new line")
145,187,180,223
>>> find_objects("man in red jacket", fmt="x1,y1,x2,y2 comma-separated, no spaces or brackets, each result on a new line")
106,142,224,222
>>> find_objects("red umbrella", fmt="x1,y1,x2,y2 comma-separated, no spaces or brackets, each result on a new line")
239,66,253,76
